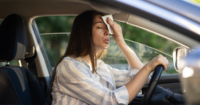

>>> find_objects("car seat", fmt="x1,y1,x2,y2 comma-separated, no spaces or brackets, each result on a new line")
0,14,50,105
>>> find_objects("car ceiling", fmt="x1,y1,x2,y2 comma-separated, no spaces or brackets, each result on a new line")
0,0,199,48
0,0,127,20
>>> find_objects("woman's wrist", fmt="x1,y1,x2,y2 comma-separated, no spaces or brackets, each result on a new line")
116,40,127,48
142,64,152,74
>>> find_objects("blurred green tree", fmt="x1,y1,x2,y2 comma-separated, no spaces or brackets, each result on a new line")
35,16,180,74
36,16,180,56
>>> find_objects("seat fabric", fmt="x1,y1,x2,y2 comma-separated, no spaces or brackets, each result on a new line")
0,14,49,105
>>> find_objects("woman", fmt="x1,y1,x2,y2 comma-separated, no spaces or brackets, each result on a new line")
51,10,169,105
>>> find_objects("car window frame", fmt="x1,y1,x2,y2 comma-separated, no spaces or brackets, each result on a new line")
32,20,53,76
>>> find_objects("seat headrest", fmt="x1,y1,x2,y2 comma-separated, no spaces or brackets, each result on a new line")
0,14,27,62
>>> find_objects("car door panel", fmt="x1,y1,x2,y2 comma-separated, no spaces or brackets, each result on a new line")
158,74,182,94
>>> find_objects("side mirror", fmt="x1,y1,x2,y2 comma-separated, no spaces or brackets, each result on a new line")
173,47,189,73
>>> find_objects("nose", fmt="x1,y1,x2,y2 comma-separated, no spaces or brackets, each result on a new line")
104,27,109,36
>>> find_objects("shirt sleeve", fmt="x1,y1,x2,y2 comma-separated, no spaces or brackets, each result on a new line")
106,64,151,87
54,58,129,105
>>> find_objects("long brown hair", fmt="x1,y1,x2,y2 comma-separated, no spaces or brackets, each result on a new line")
51,10,106,88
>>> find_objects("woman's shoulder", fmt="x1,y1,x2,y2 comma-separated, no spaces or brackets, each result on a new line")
97,59,104,65
58,56,80,66
62,56,107,67
97,59,110,68
58,56,85,70
63,56,79,62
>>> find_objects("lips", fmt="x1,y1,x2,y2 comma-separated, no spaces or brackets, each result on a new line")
104,37,110,44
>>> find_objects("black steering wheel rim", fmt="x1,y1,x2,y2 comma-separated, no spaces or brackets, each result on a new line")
141,65,164,105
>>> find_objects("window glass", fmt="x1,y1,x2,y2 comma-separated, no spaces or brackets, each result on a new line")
0,19,20,66
40,33,70,67
0,61,20,66
36,16,182,75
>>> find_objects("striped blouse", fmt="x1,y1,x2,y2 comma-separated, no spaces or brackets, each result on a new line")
52,57,148,105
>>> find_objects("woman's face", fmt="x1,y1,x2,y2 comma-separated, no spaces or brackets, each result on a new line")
92,15,110,53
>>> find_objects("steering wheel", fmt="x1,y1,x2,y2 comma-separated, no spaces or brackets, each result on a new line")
141,65,164,105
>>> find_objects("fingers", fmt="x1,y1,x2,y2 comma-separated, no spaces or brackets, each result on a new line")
164,57,169,70
106,17,124,44
106,18,120,33
157,54,169,71
107,17,114,27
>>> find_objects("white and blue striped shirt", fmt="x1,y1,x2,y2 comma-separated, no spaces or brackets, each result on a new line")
52,57,143,105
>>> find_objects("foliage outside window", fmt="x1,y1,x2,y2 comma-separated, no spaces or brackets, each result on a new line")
36,16,181,74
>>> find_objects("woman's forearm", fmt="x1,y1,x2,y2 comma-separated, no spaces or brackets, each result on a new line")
125,65,150,103
117,41,144,70
106,18,143,70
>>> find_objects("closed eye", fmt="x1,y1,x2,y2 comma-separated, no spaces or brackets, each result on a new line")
97,27,103,29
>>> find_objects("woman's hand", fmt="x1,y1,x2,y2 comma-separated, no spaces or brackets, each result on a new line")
125,54,168,103
145,54,169,73
107,18,125,45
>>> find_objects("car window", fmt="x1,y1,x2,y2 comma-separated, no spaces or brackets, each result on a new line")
0,19,20,66
35,16,183,75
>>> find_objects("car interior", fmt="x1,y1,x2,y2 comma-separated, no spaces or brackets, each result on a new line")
0,14,49,104
0,0,199,105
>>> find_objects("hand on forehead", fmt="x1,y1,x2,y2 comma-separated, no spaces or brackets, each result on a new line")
101,15,114,34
